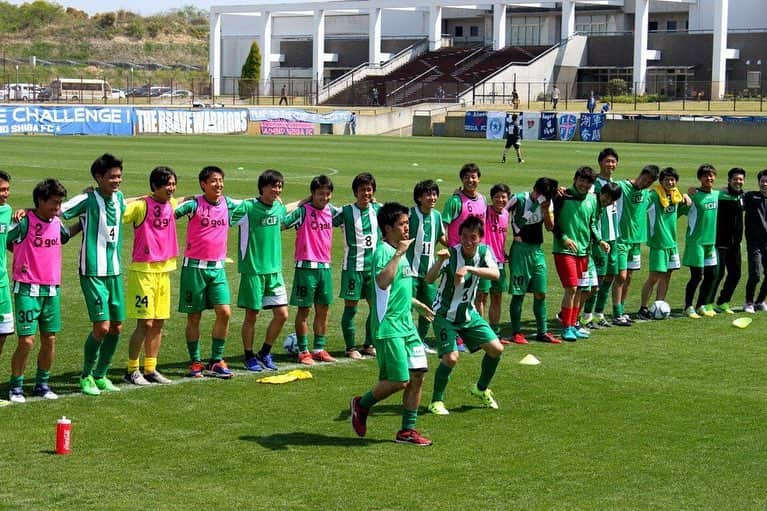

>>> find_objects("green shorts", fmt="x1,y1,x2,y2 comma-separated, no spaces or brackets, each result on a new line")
478,266,507,294
178,266,230,314
648,247,681,273
683,243,717,268
0,284,14,335
339,269,373,301
508,242,547,295
238,273,288,310
80,275,125,323
432,311,497,357
290,267,333,308
615,242,642,271
15,292,61,336
592,240,618,276
374,333,428,382
412,276,437,309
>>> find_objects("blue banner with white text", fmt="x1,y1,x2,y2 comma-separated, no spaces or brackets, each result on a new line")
464,111,487,132
0,105,134,136
579,113,606,142
539,112,557,140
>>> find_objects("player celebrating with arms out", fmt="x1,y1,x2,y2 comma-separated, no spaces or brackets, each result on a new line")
350,203,433,446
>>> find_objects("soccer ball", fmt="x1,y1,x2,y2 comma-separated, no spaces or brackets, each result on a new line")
283,333,299,354
649,300,671,320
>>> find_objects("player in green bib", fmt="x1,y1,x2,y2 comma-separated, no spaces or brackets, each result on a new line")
0,171,12,407
333,173,381,359
611,165,658,325
425,216,505,415
637,167,691,317
680,164,720,318
350,203,433,446
61,153,128,397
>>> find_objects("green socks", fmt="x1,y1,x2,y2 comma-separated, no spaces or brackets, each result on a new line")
82,333,101,378
186,340,201,362
509,294,524,334
533,296,547,334
432,362,453,402
211,338,226,361
359,390,378,410
313,335,327,351
93,333,120,379
341,306,358,349
401,408,418,431
477,353,501,391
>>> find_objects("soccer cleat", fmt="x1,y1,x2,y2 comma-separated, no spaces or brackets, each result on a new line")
297,351,315,366
715,302,735,314
757,302,767,312
187,361,205,378
596,317,613,328
205,359,234,379
637,307,653,320
743,303,756,314
311,349,337,363
574,327,590,339
518,159,525,164
536,332,562,344
32,384,58,400
395,429,432,446
561,326,578,342
511,333,528,345
124,370,152,386
685,306,701,319
94,377,120,392
350,396,368,437
696,306,714,318
584,320,602,330
612,316,631,327
470,384,499,409
360,345,377,357
427,401,450,415
243,357,264,372
621,314,635,324
501,155,506,163
345,348,363,360
9,387,26,403
80,375,101,396
144,370,172,385
255,352,278,371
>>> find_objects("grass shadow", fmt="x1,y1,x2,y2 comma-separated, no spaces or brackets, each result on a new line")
241,432,389,450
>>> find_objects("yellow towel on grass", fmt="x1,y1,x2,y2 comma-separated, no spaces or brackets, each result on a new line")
257,369,313,384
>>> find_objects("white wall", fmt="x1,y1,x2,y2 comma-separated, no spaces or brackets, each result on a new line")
690,0,767,30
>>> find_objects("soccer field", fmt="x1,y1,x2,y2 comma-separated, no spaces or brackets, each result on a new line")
0,135,764,510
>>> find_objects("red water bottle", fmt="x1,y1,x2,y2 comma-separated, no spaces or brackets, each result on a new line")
55,416,71,455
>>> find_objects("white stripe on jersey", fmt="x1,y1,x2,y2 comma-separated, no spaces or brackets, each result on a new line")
412,208,426,275
238,214,251,261
374,283,390,327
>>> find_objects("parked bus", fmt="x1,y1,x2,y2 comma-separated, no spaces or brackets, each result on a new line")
49,78,112,101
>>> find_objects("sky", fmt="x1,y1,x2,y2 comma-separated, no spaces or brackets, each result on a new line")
5,0,220,15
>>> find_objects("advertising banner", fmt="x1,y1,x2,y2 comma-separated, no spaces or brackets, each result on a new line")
485,111,506,139
558,113,578,141
248,108,351,123
0,106,134,136
464,111,487,132
259,120,315,136
579,113,606,142
539,112,557,140
135,109,248,134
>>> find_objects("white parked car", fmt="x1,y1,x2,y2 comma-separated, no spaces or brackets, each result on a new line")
159,89,193,98
110,88,126,99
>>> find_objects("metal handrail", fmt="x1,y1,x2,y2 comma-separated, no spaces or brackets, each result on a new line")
387,65,438,97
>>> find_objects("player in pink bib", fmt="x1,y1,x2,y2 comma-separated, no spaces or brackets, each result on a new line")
476,184,510,335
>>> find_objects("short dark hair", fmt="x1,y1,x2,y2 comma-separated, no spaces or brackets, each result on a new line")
33,178,67,208
511,113,518,121
90,153,122,179
659,167,680,182
310,175,334,193
459,215,484,238
0,170,11,183
533,177,559,201
597,148,619,163
459,163,480,179
258,169,284,195
728,167,746,180
599,181,622,202
352,172,376,193
490,183,511,198
377,202,409,231
757,169,767,182
697,164,717,178
199,166,224,183
574,166,596,184
149,166,177,192
413,179,440,204
639,164,660,181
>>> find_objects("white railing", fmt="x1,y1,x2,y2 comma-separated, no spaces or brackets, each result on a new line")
317,38,428,104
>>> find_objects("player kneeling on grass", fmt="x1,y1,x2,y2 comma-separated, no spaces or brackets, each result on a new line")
507,177,561,344
122,166,179,386
638,167,690,317
284,175,341,365
425,216,505,416
8,179,71,403
350,203,434,446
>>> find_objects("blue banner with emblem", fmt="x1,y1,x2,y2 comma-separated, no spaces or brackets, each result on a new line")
539,112,557,140
486,111,506,139
0,105,134,136
579,113,606,142
464,111,487,132
558,113,578,141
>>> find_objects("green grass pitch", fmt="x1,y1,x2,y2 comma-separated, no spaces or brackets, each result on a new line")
0,135,764,510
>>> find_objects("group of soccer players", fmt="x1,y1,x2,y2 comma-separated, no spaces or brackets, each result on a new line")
0,149,763,447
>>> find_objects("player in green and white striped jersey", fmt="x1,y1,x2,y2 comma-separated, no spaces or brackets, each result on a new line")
424,216,505,415
0,171,12,407
332,173,381,359
408,180,446,354
61,153,128,397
